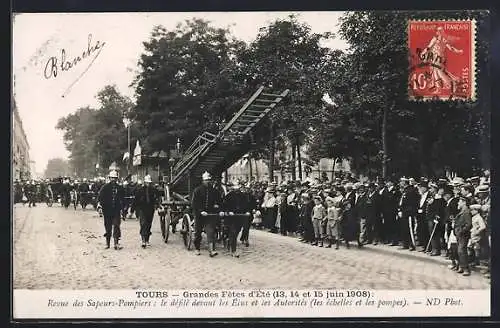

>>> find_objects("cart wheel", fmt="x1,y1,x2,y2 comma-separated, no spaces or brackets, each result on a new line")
181,213,194,250
161,212,171,244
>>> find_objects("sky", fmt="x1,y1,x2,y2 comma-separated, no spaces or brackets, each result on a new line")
12,12,348,174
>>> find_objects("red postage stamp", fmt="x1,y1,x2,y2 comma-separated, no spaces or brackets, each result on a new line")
408,20,476,101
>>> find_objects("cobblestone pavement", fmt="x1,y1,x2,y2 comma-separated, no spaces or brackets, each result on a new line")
13,204,490,290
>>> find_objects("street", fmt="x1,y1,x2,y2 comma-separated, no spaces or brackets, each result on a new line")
13,204,489,290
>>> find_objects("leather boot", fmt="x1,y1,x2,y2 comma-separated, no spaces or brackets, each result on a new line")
105,236,111,249
325,239,332,248
141,236,146,248
209,243,218,257
114,238,123,250
336,239,340,250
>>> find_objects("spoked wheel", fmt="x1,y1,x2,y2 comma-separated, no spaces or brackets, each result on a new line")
181,213,194,250
46,196,53,207
160,211,171,244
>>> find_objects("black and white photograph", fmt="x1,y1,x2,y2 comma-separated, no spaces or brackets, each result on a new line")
12,10,492,319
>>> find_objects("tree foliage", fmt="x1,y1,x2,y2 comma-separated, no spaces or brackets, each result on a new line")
56,85,134,176
131,19,247,153
44,158,72,178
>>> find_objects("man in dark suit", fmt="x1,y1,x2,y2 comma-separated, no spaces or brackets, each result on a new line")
425,182,446,256
398,178,419,251
380,179,401,246
131,175,159,248
98,170,125,250
354,183,373,247
191,171,223,257
416,180,430,252
367,182,381,245
341,182,357,248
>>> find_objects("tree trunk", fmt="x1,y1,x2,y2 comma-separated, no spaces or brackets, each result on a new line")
296,134,303,181
248,157,253,181
291,140,297,181
254,158,259,181
382,105,388,179
331,158,337,181
268,121,275,182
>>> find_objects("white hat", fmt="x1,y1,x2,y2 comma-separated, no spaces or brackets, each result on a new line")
202,171,212,181
109,170,118,178
144,175,152,183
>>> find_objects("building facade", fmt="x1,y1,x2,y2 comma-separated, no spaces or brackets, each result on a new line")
12,102,31,181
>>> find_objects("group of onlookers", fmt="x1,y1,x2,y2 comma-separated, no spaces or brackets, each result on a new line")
245,171,490,278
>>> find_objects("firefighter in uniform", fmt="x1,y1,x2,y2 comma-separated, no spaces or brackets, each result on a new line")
223,181,252,257
191,171,223,257
98,170,125,250
131,175,159,248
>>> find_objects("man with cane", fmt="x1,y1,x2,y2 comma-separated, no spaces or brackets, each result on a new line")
425,182,446,256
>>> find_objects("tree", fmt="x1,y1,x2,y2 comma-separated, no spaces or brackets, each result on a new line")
44,158,72,178
237,14,335,180
131,19,247,154
56,85,134,176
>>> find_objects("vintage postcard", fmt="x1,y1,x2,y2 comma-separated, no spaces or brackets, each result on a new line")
12,11,491,320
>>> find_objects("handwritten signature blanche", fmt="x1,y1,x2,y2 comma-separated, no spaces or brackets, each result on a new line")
44,34,106,79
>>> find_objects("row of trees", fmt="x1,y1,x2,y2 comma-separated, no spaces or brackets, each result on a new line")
57,11,489,179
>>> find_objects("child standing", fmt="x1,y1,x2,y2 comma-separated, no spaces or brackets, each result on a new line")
468,204,486,267
312,195,327,246
325,196,342,249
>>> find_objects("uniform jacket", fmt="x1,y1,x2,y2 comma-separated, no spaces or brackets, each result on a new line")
131,184,159,214
223,190,253,213
398,186,419,218
191,183,223,217
98,182,125,216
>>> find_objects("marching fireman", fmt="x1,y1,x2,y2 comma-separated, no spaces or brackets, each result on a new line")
98,170,125,250
223,180,252,257
131,175,159,248
191,171,223,257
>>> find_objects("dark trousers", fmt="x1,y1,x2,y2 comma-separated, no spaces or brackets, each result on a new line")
400,215,412,248
104,214,121,241
383,211,398,243
228,215,244,252
449,242,459,264
416,214,428,247
427,220,442,254
194,214,216,251
139,208,155,241
301,217,314,242
240,215,252,242
457,234,470,271
368,215,382,243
